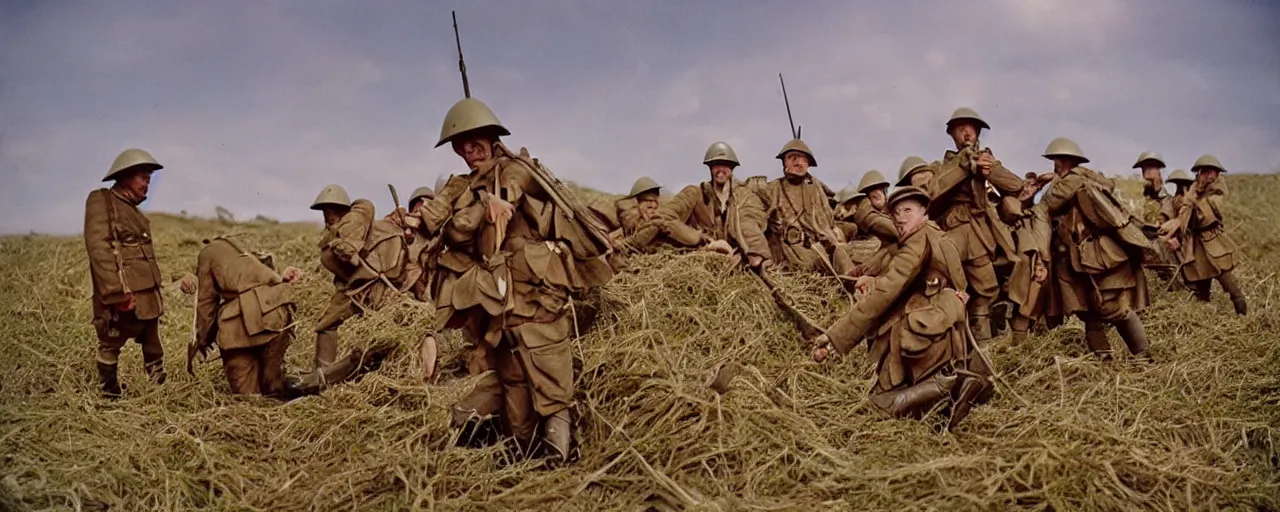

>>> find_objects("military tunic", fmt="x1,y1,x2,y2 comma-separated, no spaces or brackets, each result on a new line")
1173,180,1236,283
417,142,613,443
825,221,969,396
660,180,770,259
760,177,852,273
194,238,295,396
83,188,165,370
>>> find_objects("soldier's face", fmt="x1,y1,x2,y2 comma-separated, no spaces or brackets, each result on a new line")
708,163,734,186
948,123,979,148
892,199,927,235
910,170,933,189
409,198,426,214
1197,169,1220,186
117,170,153,200
451,137,494,169
782,152,810,178
1052,157,1077,175
321,207,344,226
636,192,659,220
868,188,887,211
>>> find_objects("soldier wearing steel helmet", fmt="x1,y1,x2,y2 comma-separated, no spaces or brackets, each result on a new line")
659,142,771,267
401,185,439,301
1134,151,1167,224
1036,137,1153,360
1159,155,1248,315
836,171,900,276
83,148,168,398
926,108,1024,341
388,97,614,462
307,184,408,379
759,139,854,275
896,156,938,191
609,177,705,256
810,186,994,432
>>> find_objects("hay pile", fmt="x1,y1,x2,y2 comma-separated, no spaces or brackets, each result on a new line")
2,175,1279,510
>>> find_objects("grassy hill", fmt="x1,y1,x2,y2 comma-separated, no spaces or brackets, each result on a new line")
1,175,1278,510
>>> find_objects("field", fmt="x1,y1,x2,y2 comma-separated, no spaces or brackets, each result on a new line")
2,175,1279,511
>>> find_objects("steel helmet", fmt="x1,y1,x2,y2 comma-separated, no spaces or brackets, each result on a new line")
703,141,740,167
409,186,435,204
946,107,990,132
104,148,163,182
626,176,662,199
1132,151,1166,169
436,97,511,148
857,170,890,193
1191,154,1226,173
896,156,930,186
775,139,817,167
1166,169,1194,184
310,184,352,211
1041,137,1090,163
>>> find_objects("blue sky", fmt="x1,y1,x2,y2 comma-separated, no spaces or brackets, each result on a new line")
2,0,1277,234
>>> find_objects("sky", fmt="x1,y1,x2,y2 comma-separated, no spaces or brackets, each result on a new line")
2,0,1278,235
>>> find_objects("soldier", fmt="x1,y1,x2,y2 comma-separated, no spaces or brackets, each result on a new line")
659,142,771,268
1160,155,1247,315
612,177,705,256
760,139,854,275
838,171,900,276
927,107,1024,341
810,187,993,431
1038,137,1152,360
390,97,614,461
401,186,438,301
182,238,303,397
1134,151,1167,224
309,184,407,373
84,148,168,398
896,156,936,191
1004,176,1059,346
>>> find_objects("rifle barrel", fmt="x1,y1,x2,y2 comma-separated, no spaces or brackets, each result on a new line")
452,11,471,98
779,73,797,139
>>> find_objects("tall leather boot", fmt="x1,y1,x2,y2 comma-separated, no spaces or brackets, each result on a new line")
869,373,958,418
144,358,167,385
948,373,994,432
1219,272,1248,316
1113,312,1152,361
1009,316,1032,347
989,300,1011,335
1084,320,1113,360
97,362,122,399
313,330,339,370
540,409,573,462
969,298,993,342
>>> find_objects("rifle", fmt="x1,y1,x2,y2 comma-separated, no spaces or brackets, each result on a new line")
779,73,800,139
453,11,470,99
452,11,507,259
749,266,826,345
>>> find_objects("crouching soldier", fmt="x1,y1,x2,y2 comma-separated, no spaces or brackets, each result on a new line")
84,148,168,398
811,187,994,431
1039,138,1153,360
181,237,302,397
1161,155,1248,315
660,142,771,268
610,177,705,257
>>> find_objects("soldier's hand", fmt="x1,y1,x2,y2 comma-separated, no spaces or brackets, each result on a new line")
955,290,970,304
977,153,995,176
420,334,438,383
1158,218,1180,237
703,239,733,254
484,193,516,224
855,276,875,296
811,335,834,363
1163,236,1180,251
281,267,304,283
117,294,136,312
747,254,764,268
848,264,866,278
1032,259,1048,283
177,273,197,295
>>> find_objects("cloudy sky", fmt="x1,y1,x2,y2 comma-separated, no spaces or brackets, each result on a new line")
2,0,1278,234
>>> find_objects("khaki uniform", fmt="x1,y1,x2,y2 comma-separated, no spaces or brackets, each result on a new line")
1173,180,1245,311
840,196,899,270
825,220,990,428
194,238,295,396
314,199,406,367
417,142,613,447
610,199,704,255
1004,202,1062,341
83,188,165,377
927,148,1023,336
1038,166,1152,356
760,177,853,274
660,180,770,259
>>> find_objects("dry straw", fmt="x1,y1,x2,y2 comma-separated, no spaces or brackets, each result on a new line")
1,176,1278,510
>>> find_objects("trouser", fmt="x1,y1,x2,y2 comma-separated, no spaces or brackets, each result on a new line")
493,314,574,447
1190,271,1248,314
221,330,291,397
962,255,1000,341
313,291,361,369
96,312,165,381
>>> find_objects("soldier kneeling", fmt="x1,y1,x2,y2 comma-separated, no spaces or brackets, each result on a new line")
811,187,994,431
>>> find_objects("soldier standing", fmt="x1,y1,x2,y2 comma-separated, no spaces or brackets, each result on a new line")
659,142,771,268
84,148,168,398
810,187,994,431
927,108,1024,341
1161,155,1248,315
1038,138,1152,360
760,139,853,275
1134,151,1167,224
182,238,303,397
393,97,614,461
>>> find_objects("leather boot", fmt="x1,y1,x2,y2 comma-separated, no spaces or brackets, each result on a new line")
989,300,1010,335
1083,321,1113,360
1192,281,1212,302
1219,273,1248,316
948,373,994,432
970,315,992,342
1113,312,1152,361
1009,315,1032,347
144,359,166,385
540,409,573,462
451,372,505,448
313,331,339,370
869,373,958,418
97,362,122,399
288,344,394,396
